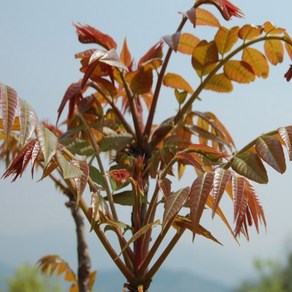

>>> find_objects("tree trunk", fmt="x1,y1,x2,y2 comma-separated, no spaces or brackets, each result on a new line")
66,200,91,292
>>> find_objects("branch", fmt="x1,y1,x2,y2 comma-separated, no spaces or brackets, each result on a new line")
66,199,91,292
143,14,189,138
89,82,135,136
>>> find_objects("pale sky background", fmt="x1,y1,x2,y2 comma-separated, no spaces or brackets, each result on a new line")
1,0,292,289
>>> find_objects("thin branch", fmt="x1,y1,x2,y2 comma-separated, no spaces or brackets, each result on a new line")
144,227,185,283
78,113,118,221
120,72,144,148
143,15,189,139
89,82,135,136
150,35,292,149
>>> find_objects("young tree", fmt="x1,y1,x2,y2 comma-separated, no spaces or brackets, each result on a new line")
1,0,292,291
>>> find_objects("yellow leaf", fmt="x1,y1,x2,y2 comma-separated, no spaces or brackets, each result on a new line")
242,48,269,78
192,40,218,77
196,8,220,27
69,284,79,292
264,39,284,65
215,26,239,55
284,32,292,60
65,270,77,282
224,60,255,83
0,116,20,131
163,73,193,94
238,24,263,40
205,73,233,92
263,21,285,35
177,33,200,55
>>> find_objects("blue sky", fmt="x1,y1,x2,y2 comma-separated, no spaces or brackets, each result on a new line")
1,0,292,288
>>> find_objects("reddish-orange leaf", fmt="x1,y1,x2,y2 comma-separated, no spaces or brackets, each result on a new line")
163,187,190,228
108,168,130,184
192,40,218,77
73,23,117,50
245,180,266,233
163,73,193,94
162,32,181,52
264,39,284,65
204,73,233,92
255,135,286,174
0,83,19,141
173,216,222,245
196,8,221,27
212,168,232,218
224,60,255,83
57,82,82,124
238,24,263,41
215,26,239,55
278,126,292,160
242,48,269,79
284,65,292,81
138,41,163,67
158,177,172,198
232,151,268,184
232,174,246,224
189,172,214,237
120,38,132,68
2,139,40,181
175,151,204,172
125,67,153,95
177,33,200,55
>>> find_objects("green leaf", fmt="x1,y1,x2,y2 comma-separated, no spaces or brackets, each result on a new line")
232,152,268,184
204,73,233,92
174,89,188,104
104,190,147,206
189,172,214,238
278,126,292,160
99,131,133,152
118,220,160,258
255,135,286,173
90,191,109,230
19,99,38,146
0,83,19,141
35,123,58,167
163,187,190,228
55,151,83,179
61,138,94,156
89,165,107,188
224,60,255,83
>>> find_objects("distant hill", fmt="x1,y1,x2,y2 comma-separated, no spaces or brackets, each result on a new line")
0,261,233,292
94,269,233,292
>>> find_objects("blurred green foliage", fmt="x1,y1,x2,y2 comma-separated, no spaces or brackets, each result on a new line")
5,264,62,292
236,253,292,292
